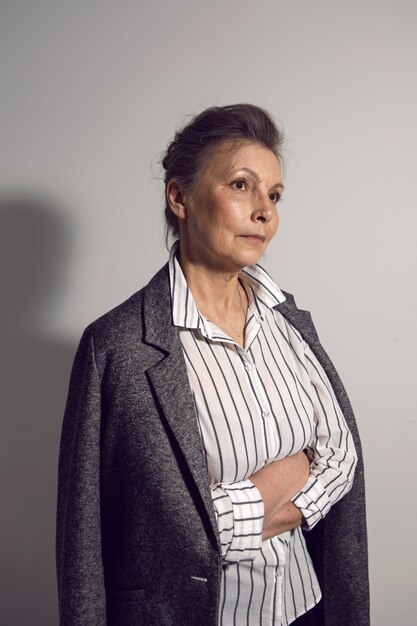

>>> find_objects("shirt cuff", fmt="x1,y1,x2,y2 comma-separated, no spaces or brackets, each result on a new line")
211,479,264,562
291,475,332,530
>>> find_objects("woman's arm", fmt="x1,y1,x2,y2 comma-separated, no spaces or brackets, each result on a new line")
290,342,358,530
250,452,309,540
56,328,106,625
211,341,357,551
211,451,310,560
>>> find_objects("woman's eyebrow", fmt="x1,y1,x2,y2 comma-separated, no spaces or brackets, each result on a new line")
238,167,284,190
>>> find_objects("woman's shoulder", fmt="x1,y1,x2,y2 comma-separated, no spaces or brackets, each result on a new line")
79,288,145,359
82,263,170,353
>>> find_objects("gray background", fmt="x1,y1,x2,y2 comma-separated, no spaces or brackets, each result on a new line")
1,1,416,624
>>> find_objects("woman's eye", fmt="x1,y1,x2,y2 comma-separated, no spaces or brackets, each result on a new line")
269,192,282,204
232,179,246,191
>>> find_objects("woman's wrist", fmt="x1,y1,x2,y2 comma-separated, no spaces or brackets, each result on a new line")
261,501,304,541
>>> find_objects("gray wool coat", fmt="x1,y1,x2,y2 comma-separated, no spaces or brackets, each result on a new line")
56,263,370,626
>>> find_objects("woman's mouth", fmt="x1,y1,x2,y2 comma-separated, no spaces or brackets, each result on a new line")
240,234,266,244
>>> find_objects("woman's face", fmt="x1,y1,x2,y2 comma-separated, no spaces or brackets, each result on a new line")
178,141,283,274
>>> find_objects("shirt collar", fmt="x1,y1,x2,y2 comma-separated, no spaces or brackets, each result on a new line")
168,240,286,331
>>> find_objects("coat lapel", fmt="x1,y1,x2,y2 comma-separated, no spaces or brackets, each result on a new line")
275,292,320,345
142,264,220,550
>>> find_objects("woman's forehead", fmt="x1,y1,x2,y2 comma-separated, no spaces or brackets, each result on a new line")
206,140,282,181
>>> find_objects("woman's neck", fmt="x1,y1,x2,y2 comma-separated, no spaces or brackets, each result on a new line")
177,252,249,347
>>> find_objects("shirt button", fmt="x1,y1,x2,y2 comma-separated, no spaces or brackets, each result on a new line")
244,361,253,372
262,410,270,418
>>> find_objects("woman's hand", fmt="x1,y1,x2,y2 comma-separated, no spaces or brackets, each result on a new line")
250,451,310,540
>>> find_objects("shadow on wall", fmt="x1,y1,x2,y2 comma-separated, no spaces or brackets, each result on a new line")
0,197,78,626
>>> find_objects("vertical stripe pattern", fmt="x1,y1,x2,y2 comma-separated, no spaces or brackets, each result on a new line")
168,243,358,626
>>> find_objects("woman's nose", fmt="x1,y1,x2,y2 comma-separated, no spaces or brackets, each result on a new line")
252,197,275,223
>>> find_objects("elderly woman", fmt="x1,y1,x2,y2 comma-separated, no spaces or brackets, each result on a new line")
56,104,369,626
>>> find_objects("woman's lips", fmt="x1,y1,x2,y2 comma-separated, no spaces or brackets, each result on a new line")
241,234,266,243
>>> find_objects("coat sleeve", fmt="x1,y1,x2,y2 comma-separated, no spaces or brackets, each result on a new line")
56,326,107,626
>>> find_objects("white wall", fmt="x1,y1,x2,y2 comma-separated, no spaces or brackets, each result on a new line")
1,1,416,624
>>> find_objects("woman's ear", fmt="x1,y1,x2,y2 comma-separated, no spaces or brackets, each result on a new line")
166,179,187,220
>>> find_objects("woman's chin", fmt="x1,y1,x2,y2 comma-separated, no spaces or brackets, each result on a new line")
236,247,268,268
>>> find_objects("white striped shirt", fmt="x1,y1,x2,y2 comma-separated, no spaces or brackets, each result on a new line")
168,243,357,626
